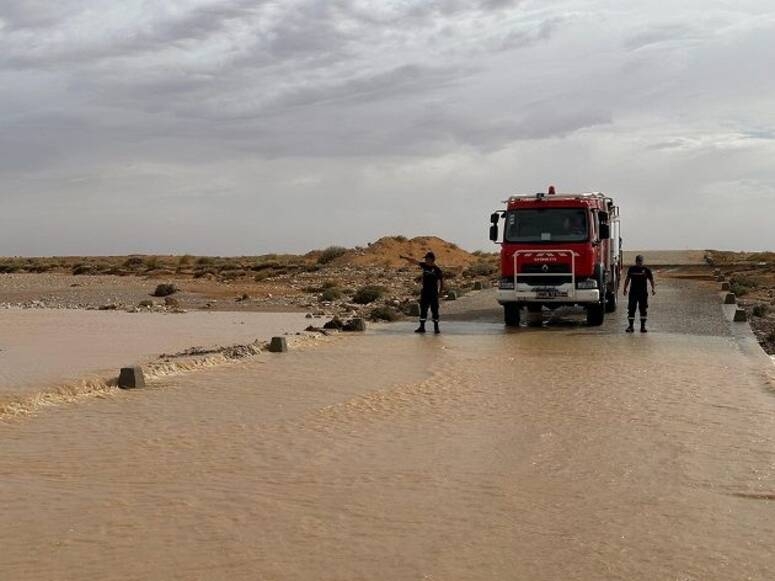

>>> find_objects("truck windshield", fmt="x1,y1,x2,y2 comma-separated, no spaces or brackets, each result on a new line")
505,208,588,243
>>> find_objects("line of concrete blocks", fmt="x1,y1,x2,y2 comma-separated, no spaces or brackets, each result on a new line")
117,322,368,389
720,289,747,322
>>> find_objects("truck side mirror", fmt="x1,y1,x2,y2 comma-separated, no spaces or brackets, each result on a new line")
490,212,500,225
489,224,499,242
599,223,610,240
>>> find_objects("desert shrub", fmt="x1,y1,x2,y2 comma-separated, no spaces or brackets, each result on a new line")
394,235,408,242
144,256,161,270
28,263,53,273
178,254,194,267
196,256,216,266
220,269,246,280
251,261,281,272
317,246,347,264
152,283,178,297
321,280,338,289
464,261,496,277
138,299,154,308
123,256,145,269
369,306,400,322
253,271,272,282
729,282,751,297
353,285,387,304
0,262,22,273
72,263,95,275
320,287,343,302
752,304,770,318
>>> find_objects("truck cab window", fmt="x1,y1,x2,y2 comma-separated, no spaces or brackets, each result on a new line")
505,208,588,243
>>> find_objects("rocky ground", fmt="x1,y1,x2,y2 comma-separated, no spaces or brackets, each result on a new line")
4,242,773,356
0,236,498,323
706,250,775,354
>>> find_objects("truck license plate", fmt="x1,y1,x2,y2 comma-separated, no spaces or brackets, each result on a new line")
536,289,566,298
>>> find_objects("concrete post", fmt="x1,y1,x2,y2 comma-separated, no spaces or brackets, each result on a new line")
723,293,736,305
269,337,288,353
118,367,145,389
720,282,730,291
473,281,484,290
733,308,747,322
446,291,458,301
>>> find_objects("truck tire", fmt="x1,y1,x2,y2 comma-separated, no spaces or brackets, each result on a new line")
605,273,618,313
504,303,520,327
605,289,617,313
586,302,605,326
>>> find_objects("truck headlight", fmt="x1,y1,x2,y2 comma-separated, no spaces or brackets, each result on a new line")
499,279,515,290
576,279,598,289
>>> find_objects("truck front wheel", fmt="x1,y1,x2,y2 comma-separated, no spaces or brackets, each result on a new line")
586,302,605,326
504,303,520,327
605,289,617,313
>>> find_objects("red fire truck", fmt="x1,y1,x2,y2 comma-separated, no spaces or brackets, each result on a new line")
489,186,622,327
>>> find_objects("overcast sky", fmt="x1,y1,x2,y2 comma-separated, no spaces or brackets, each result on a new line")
1,0,774,256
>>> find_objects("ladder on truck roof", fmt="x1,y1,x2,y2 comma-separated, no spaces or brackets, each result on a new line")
503,192,618,215
504,191,611,202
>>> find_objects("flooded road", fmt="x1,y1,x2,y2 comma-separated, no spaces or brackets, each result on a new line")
2,277,775,580
0,309,310,396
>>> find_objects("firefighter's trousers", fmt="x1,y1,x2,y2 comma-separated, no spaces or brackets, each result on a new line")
627,291,648,321
420,294,440,323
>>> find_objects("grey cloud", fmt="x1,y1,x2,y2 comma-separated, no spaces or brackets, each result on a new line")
2,0,775,254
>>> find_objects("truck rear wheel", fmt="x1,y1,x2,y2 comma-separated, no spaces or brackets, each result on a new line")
504,303,520,327
586,303,605,326
605,289,617,313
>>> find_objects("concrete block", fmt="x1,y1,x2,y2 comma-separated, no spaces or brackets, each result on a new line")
406,303,421,317
118,367,145,389
473,281,484,290
716,275,726,282
445,291,458,301
720,282,730,291
733,308,747,322
713,268,721,276
268,337,288,353
723,292,737,305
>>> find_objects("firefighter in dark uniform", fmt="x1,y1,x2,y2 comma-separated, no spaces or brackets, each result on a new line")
623,254,656,333
400,252,444,334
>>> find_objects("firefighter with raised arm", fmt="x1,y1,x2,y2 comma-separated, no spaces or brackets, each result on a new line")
623,254,656,333
400,251,444,334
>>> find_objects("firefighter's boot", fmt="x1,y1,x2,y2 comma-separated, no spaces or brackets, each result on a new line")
640,319,648,333
415,322,426,334
626,318,635,333
433,321,440,334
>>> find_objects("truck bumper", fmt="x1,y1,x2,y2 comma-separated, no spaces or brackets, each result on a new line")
496,286,600,305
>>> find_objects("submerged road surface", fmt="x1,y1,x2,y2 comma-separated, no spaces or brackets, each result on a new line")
2,276,775,580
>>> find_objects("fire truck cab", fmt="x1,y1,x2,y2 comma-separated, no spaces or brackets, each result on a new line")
489,186,622,327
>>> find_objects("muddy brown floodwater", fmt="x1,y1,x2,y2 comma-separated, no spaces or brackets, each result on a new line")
2,276,775,580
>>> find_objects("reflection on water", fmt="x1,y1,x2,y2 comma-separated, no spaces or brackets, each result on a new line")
3,312,775,580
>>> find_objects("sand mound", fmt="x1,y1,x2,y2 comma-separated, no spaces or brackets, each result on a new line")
340,236,477,268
